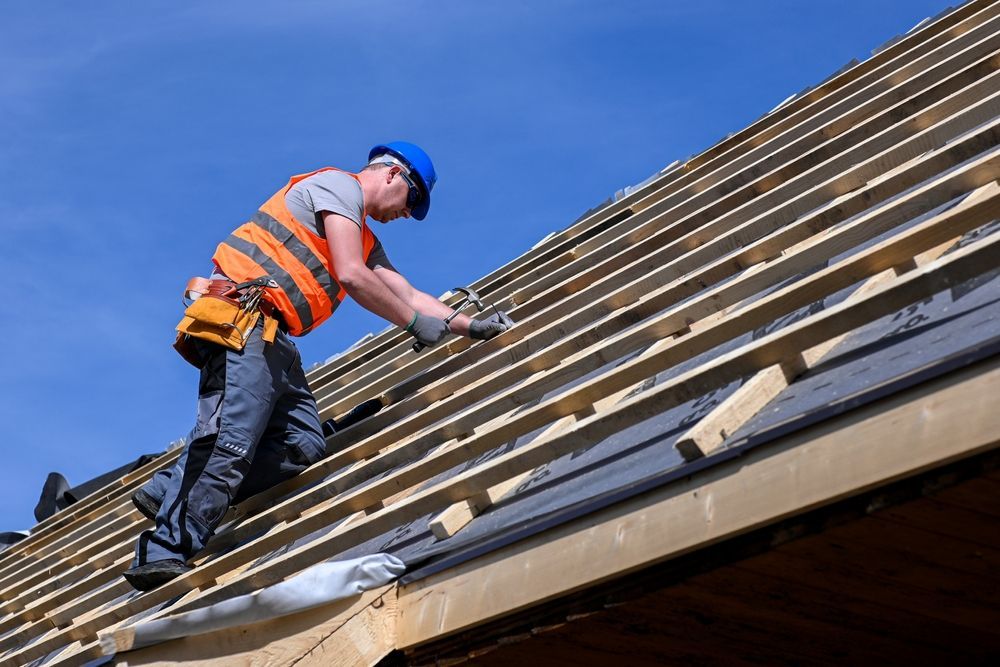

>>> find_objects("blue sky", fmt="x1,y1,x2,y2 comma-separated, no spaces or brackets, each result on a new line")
0,0,950,530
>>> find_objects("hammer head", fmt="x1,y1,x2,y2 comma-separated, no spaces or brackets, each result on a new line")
452,286,485,312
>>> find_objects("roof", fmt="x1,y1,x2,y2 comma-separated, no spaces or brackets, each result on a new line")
2,1,999,664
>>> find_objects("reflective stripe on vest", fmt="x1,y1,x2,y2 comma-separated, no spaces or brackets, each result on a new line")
211,167,375,336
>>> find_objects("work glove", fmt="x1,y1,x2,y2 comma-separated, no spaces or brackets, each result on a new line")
406,311,450,348
469,310,515,340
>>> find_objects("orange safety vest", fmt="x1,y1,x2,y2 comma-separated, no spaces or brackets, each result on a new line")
212,167,377,336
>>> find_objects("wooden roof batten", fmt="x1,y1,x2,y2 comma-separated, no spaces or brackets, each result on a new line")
2,2,1000,664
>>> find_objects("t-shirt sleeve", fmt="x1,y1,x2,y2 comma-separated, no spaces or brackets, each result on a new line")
286,171,365,232
365,234,397,273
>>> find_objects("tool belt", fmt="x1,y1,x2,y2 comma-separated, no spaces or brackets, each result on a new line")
173,276,282,368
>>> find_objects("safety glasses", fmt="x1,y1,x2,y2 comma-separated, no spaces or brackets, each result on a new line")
398,170,422,210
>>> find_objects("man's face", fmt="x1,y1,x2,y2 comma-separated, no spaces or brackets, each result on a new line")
371,166,413,223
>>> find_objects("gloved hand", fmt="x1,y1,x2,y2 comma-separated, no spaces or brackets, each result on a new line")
469,310,515,340
406,311,450,348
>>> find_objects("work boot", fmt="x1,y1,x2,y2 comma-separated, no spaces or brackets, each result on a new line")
131,488,160,522
123,559,191,592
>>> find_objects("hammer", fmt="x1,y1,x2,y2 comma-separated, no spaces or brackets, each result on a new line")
413,286,485,352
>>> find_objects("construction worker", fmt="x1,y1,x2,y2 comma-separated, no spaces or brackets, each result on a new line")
124,142,512,591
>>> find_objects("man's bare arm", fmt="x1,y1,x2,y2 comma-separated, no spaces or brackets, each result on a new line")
323,212,415,327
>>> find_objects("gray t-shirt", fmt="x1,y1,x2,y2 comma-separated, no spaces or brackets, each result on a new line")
284,170,395,271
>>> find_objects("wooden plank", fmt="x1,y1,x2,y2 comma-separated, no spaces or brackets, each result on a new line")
320,120,1000,477
312,33,1000,409
103,586,395,666
0,509,141,602
0,548,127,628
305,10,1000,399
393,356,1000,648
299,0,996,391
319,68,1000,424
8,554,131,630
81,429,482,642
0,497,253,643
427,409,597,541
675,357,806,461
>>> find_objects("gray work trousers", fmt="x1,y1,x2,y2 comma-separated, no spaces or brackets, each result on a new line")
133,319,325,565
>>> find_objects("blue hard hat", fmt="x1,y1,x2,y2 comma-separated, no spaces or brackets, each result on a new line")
368,141,437,220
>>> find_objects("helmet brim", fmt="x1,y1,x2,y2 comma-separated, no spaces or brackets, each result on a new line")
411,193,430,221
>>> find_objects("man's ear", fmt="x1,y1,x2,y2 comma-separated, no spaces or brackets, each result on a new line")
386,165,401,184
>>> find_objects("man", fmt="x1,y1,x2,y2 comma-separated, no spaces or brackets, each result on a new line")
124,142,511,591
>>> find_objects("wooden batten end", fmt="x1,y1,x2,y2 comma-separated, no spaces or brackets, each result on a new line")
675,357,804,462
674,437,707,463
891,257,919,275
429,492,492,540
100,627,135,655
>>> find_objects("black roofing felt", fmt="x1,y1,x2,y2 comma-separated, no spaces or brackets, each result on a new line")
397,232,1000,583
222,194,1000,591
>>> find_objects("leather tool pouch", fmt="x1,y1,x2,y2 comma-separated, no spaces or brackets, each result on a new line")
173,276,280,368
173,279,259,367
175,294,261,364
177,292,260,346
